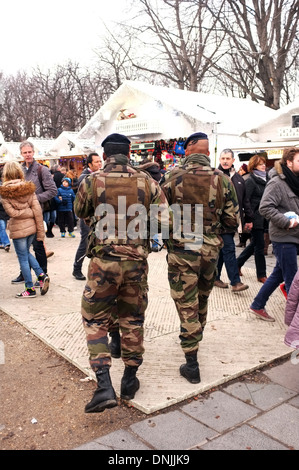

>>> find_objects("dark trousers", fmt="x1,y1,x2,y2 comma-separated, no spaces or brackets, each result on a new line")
33,238,47,274
57,211,74,233
237,228,266,278
73,219,90,272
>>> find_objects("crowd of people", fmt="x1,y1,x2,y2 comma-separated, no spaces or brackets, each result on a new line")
0,135,298,413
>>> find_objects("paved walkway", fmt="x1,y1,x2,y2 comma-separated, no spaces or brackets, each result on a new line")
1,229,298,450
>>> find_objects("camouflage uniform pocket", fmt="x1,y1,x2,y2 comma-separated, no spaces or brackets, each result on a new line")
168,270,184,302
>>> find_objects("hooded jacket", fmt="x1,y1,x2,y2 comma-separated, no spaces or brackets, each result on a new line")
0,179,45,240
259,160,299,244
284,269,299,349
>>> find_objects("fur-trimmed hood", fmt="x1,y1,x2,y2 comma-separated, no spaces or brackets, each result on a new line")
0,180,36,199
268,159,285,179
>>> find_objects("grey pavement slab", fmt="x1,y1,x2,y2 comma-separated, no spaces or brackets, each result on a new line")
94,429,151,450
263,360,299,392
249,403,299,450
129,410,218,450
223,382,297,410
200,424,289,450
181,390,259,432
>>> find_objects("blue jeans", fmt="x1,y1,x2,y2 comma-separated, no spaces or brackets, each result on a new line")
216,233,240,285
0,219,10,247
13,235,44,288
251,241,298,310
43,210,56,224
237,228,266,278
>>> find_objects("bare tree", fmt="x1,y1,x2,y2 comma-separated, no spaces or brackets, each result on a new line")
207,0,299,108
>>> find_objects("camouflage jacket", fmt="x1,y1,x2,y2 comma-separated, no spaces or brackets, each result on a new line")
74,154,170,261
161,153,239,252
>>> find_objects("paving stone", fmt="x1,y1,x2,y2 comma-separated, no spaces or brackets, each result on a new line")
224,382,297,410
288,395,299,408
182,390,259,432
249,403,299,450
95,429,151,450
264,360,299,392
130,410,217,450
200,424,288,450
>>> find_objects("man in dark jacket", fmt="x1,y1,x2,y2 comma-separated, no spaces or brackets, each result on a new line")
214,149,253,292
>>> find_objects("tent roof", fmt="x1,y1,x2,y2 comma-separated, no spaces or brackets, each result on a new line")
78,80,276,139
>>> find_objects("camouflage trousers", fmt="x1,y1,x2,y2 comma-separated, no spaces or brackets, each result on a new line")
167,245,219,355
81,257,149,371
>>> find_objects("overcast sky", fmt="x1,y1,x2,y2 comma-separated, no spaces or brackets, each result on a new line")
1,0,127,74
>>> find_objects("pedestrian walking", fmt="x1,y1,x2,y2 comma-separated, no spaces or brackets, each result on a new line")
237,154,269,283
74,133,169,413
214,149,253,292
0,161,50,298
250,147,299,322
161,132,239,384
11,141,57,284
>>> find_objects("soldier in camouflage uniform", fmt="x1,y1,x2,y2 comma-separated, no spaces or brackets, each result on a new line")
161,132,239,384
74,133,170,413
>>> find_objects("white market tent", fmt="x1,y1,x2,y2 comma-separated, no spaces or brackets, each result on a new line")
78,80,276,165
232,98,299,162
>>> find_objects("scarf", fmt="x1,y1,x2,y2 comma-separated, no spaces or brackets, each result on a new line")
218,164,234,177
253,169,267,181
185,153,211,167
281,164,299,198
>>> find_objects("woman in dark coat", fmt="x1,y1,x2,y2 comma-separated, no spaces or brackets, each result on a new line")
237,154,268,283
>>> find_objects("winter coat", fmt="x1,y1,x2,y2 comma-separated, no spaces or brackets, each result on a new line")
138,160,162,182
284,270,299,349
245,172,269,230
54,185,75,212
22,160,57,209
259,160,299,244
0,179,45,240
218,166,253,231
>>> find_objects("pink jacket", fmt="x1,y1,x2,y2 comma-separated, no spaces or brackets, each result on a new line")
284,269,299,349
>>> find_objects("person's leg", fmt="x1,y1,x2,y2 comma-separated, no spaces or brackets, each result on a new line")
32,237,47,274
0,219,10,248
66,211,74,233
237,235,255,268
253,229,266,278
221,233,240,285
215,248,223,281
73,220,90,276
276,242,298,294
82,257,119,413
250,241,284,310
13,235,36,288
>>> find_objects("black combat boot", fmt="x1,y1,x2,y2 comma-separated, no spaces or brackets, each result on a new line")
85,366,118,413
120,366,140,400
109,331,121,358
180,352,201,384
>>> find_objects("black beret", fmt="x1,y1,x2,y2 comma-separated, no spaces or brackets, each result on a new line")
183,132,208,149
101,133,131,147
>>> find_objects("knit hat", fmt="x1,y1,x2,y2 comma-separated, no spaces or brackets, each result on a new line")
240,163,248,173
184,132,208,149
62,177,71,185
